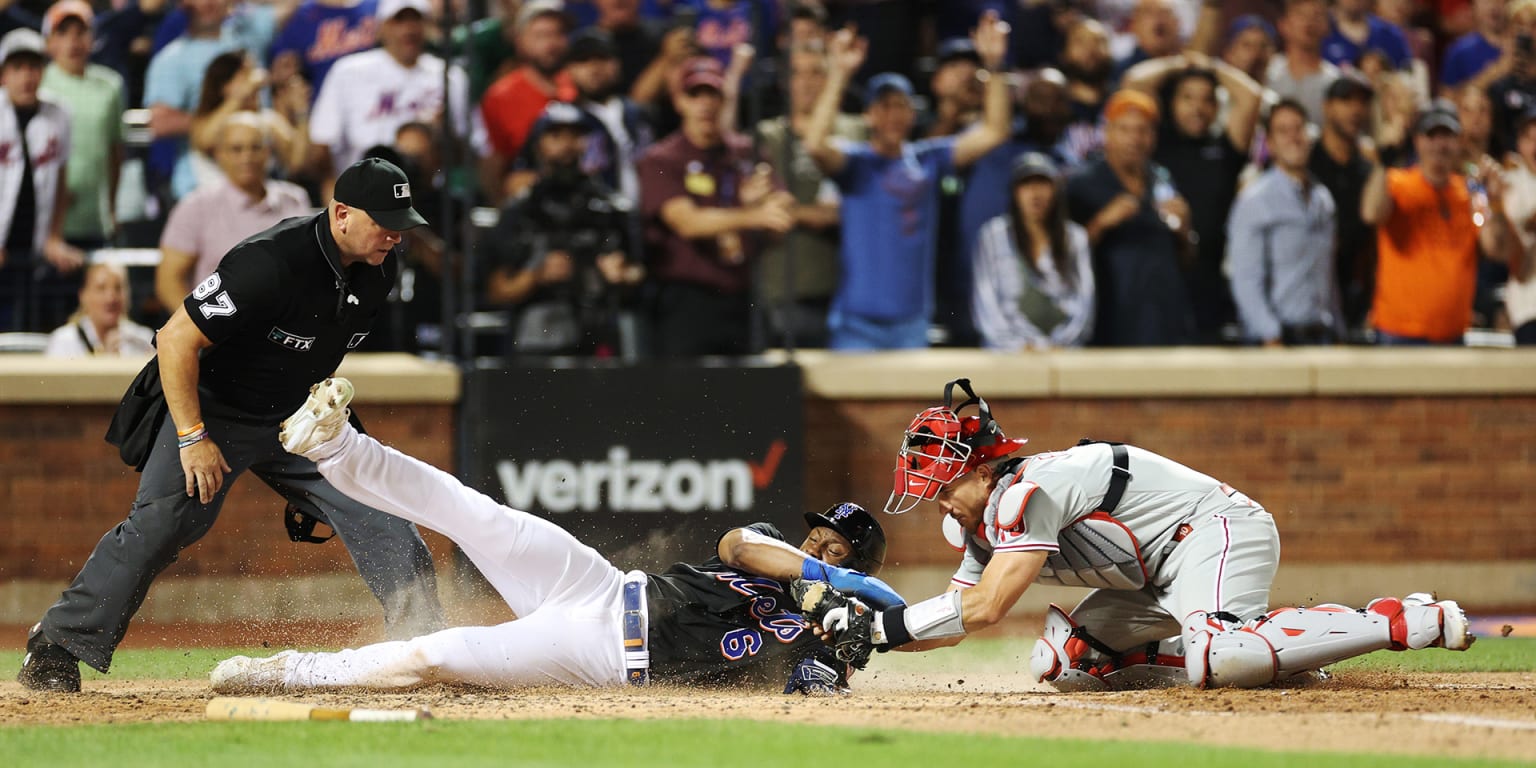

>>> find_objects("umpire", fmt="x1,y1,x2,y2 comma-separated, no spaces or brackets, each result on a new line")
17,159,446,692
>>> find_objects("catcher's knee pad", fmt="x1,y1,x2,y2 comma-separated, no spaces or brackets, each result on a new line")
1182,611,1277,689
1029,604,1109,692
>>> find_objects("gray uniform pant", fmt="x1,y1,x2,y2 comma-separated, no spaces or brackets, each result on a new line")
38,402,444,673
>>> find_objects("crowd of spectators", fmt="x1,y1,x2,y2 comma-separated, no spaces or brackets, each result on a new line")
3,0,1535,356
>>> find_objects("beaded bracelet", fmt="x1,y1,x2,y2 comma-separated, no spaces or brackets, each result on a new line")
178,428,207,450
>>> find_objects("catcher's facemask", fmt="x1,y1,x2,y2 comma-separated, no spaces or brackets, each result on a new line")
885,378,1028,515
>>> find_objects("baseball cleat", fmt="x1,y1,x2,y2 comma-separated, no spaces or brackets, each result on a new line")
16,623,81,693
210,650,298,693
280,378,354,456
1403,593,1474,651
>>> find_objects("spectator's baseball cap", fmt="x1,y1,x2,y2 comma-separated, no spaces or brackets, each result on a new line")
377,0,431,20
0,28,45,66
535,101,592,133
42,0,94,36
567,28,617,62
867,72,915,102
334,158,430,231
1226,14,1276,45
1414,106,1462,136
935,38,981,67
679,57,725,93
1104,88,1159,123
1010,152,1060,185
1325,72,1374,101
517,0,572,31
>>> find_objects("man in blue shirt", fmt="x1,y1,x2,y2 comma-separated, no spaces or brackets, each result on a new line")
270,0,380,102
802,14,1012,351
1320,0,1412,70
1440,0,1509,93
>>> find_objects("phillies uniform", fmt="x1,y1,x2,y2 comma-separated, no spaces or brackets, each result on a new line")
214,422,849,691
946,442,1278,656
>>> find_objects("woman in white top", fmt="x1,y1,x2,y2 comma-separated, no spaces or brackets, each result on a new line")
1500,107,1536,345
972,153,1096,350
44,262,155,358
177,51,311,195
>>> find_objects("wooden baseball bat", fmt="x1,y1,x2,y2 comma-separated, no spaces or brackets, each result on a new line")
206,697,432,722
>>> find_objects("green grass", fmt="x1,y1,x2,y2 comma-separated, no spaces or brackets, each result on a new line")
0,719,1530,768
1330,636,1536,673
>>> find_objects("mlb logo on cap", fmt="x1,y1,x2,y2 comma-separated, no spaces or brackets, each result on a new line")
334,158,429,231
394,183,411,199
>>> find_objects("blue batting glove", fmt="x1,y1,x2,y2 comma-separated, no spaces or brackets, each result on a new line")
800,559,906,610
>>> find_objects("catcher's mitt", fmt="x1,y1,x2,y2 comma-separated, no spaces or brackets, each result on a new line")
791,579,875,668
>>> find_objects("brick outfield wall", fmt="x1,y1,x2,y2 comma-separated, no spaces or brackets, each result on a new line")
3,395,1533,581
0,403,460,581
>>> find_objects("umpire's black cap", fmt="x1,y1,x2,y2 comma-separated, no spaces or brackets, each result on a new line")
334,158,430,232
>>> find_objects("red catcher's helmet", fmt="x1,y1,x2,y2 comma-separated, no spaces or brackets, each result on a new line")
885,378,1028,514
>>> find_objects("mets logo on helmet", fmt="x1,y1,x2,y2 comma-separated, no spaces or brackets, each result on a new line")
828,503,858,521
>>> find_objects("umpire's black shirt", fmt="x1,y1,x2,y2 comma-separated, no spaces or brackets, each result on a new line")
183,211,395,420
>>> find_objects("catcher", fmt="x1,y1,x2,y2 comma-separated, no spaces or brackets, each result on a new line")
212,378,901,693
795,379,1473,689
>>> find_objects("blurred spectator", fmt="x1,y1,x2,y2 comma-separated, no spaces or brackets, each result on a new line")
1488,1,1536,158
637,57,791,357
1320,0,1412,71
43,262,156,358
1361,106,1515,345
311,0,471,198
453,0,520,102
155,112,312,310
754,43,862,349
0,28,82,333
782,1,828,49
1125,52,1264,340
972,153,1095,350
144,0,278,200
0,1,39,38
90,0,173,110
40,2,123,251
566,28,654,202
619,0,693,110
960,69,1080,285
183,52,311,194
920,38,983,140
804,16,1012,351
1457,84,1494,167
1222,15,1277,83
481,0,575,204
270,0,380,103
1309,73,1378,337
1066,89,1195,346
688,0,777,70
1502,105,1536,345
1267,0,1340,125
1111,0,1183,83
486,103,640,357
1059,18,1113,159
1440,0,1508,94
1228,98,1342,347
1373,69,1421,166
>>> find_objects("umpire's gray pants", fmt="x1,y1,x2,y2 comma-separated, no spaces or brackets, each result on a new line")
38,402,445,673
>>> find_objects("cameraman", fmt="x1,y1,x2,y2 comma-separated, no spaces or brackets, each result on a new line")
485,102,641,357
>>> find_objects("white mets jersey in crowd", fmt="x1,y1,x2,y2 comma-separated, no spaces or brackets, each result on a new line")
310,48,479,171
947,442,1269,592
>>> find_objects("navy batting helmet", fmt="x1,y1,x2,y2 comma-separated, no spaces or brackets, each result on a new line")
804,502,888,575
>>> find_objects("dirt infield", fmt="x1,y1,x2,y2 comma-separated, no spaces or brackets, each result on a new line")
4,670,1534,761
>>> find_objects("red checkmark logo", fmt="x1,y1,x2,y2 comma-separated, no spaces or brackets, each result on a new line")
749,439,787,489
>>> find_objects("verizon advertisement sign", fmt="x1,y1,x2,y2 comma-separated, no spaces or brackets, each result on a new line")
462,365,804,558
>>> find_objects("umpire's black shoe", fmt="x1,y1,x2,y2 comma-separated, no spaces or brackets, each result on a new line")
17,623,81,692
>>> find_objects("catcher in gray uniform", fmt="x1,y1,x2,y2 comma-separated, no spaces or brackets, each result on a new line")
795,379,1474,690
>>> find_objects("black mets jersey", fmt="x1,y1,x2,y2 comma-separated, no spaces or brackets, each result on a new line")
183,212,396,419
645,522,845,687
